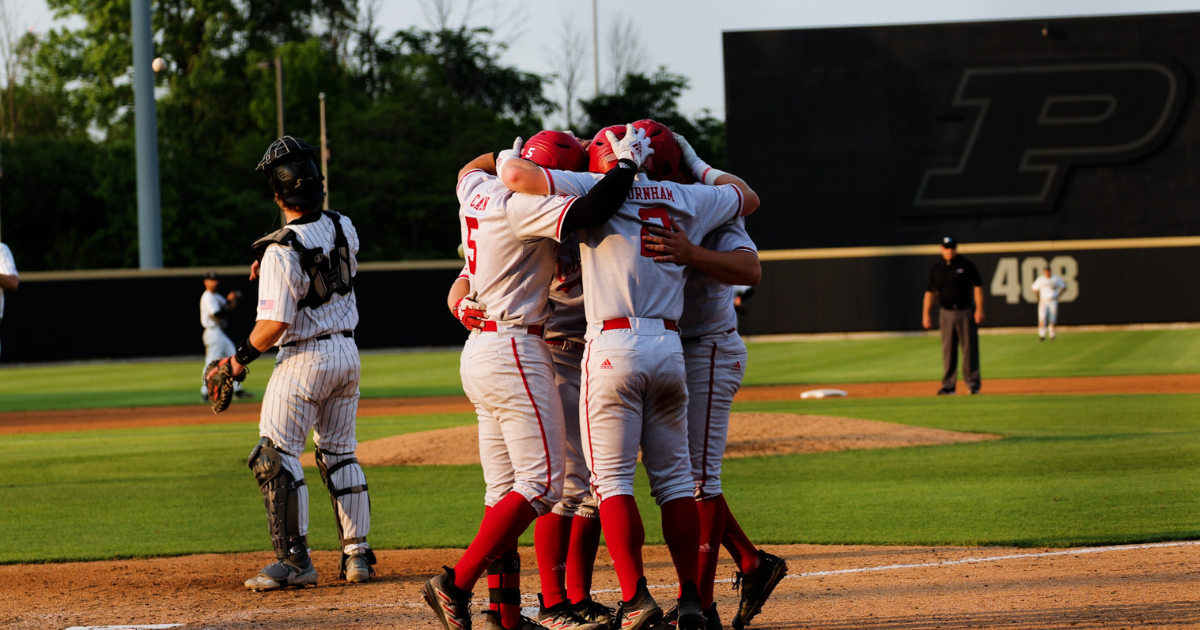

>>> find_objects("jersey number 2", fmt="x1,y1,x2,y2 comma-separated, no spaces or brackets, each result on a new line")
639,207,671,258
465,217,479,274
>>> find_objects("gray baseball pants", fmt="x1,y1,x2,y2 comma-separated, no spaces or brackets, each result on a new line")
940,307,981,392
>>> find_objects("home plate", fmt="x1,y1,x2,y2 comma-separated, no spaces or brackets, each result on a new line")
65,625,183,630
800,389,848,399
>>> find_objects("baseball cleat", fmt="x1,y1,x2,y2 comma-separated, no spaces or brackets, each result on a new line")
674,582,705,630
936,388,956,396
343,552,373,583
424,566,473,630
483,610,544,630
573,596,617,628
731,551,788,630
613,577,662,630
234,390,255,400
536,593,606,629
244,558,317,591
662,602,723,630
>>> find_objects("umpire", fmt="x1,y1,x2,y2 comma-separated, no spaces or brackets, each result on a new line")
922,236,984,395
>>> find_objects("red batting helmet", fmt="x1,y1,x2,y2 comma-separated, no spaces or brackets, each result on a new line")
631,119,682,182
588,124,628,173
522,130,587,172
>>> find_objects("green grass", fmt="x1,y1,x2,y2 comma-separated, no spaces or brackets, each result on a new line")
743,328,1200,385
2,329,1199,411
2,393,1197,563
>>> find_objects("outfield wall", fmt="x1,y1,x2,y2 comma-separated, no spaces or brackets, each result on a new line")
2,236,1197,363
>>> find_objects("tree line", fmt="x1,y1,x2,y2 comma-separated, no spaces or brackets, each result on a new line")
0,0,724,271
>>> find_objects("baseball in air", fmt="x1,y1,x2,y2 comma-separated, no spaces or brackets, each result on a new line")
152,57,166,72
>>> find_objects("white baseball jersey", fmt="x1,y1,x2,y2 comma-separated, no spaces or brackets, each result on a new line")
678,217,758,338
545,234,586,344
1031,275,1067,303
457,169,578,327
255,210,370,555
200,289,239,395
0,243,17,319
256,212,360,345
549,171,744,331
200,291,230,329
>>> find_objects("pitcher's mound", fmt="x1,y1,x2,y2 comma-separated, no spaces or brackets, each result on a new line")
302,414,1000,467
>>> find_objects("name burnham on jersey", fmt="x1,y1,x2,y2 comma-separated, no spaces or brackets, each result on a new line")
547,171,744,328
257,212,360,344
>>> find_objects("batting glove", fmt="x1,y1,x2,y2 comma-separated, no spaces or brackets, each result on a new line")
453,294,487,331
608,123,654,169
495,136,524,181
673,131,727,185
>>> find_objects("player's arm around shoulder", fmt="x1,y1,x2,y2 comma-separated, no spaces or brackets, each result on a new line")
673,132,760,216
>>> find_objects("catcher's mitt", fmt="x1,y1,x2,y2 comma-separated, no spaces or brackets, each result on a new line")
204,357,248,414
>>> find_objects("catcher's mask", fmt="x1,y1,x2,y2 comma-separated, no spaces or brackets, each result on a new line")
256,136,326,208
523,130,588,172
631,119,682,182
587,124,628,174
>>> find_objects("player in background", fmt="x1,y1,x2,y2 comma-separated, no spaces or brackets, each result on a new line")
0,241,17,360
501,123,760,630
1030,267,1067,341
426,127,649,630
213,137,376,592
640,130,786,630
199,271,251,401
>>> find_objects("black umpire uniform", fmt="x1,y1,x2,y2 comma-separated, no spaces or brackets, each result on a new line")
926,237,983,394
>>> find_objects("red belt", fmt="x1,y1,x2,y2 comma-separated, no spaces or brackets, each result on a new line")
681,327,737,344
481,322,544,336
602,318,679,332
546,339,584,351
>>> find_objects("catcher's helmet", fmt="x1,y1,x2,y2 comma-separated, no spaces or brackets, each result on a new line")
631,119,682,182
587,124,628,174
523,131,587,172
256,136,326,208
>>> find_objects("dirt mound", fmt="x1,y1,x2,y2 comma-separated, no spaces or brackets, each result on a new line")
299,413,999,468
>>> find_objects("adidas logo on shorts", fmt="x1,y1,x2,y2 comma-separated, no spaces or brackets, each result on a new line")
600,359,614,369
732,361,742,372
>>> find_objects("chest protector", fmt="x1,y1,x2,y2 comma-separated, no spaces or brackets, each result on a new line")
252,210,354,310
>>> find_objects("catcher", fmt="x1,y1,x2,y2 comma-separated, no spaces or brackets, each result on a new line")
206,136,375,592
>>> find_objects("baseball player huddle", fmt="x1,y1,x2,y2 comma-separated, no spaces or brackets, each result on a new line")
210,125,781,630
426,121,783,630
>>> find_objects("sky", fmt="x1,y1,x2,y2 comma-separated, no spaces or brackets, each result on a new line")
16,0,1200,124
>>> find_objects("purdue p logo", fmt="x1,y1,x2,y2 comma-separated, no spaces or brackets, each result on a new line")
912,58,1185,215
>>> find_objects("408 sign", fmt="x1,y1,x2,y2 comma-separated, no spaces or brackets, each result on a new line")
990,255,1079,304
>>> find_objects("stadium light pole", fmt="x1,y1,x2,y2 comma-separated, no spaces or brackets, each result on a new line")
131,0,163,269
592,0,599,97
319,92,329,210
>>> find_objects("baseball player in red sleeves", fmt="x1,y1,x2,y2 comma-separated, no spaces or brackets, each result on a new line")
501,124,760,630
425,127,649,630
641,132,787,630
205,137,375,592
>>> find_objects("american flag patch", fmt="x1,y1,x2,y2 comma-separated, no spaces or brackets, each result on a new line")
258,299,275,311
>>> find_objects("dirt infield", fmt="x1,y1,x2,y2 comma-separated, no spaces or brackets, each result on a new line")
3,373,1199,435
2,541,1196,629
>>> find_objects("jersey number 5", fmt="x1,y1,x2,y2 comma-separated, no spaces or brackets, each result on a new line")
639,207,671,258
465,217,479,274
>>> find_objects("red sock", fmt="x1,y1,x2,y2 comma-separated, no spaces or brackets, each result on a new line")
660,496,701,594
598,495,645,601
696,496,728,608
567,513,602,603
487,549,521,628
721,503,760,573
454,493,538,592
534,512,573,609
